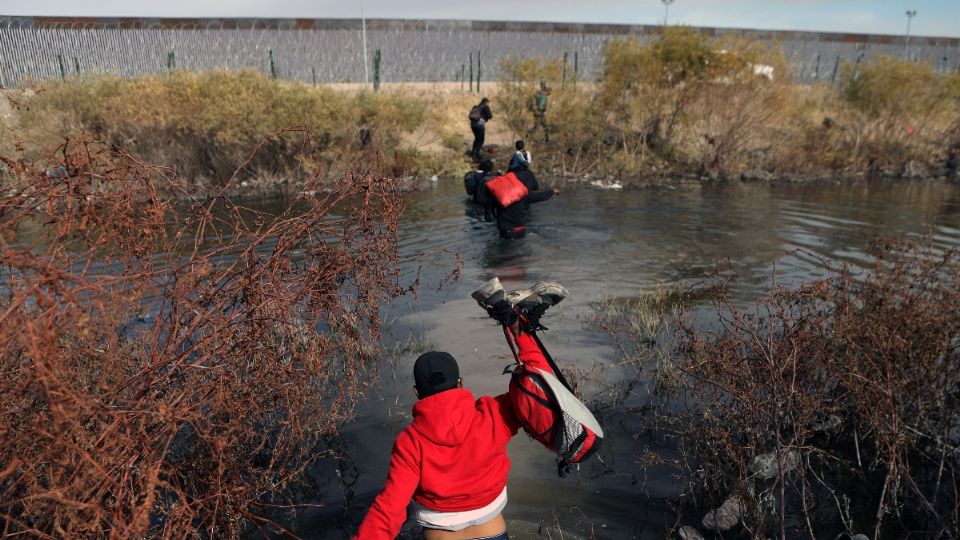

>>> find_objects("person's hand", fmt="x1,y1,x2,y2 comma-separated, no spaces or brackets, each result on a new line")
553,187,561,196
486,300,518,327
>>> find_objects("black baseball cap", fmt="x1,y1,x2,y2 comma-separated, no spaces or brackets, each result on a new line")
413,352,460,398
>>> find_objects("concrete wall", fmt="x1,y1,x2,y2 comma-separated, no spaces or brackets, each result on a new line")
1,16,958,87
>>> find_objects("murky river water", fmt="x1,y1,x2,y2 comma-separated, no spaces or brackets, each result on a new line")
268,178,960,539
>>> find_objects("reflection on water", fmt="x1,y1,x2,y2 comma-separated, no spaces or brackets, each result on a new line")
260,179,960,538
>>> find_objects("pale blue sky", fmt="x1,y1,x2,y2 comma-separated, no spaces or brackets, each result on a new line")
2,0,958,38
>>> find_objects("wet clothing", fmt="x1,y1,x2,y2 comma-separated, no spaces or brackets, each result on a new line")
354,337,551,540
496,190,552,237
465,171,496,203
513,170,540,192
470,103,493,158
508,151,532,173
353,388,518,539
500,226,527,240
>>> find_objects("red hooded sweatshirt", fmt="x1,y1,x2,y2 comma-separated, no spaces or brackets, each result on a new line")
354,333,549,540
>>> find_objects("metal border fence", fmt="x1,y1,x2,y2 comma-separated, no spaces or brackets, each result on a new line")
1,16,958,87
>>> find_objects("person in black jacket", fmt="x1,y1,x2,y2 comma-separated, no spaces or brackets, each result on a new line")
464,159,495,202
470,98,494,160
496,171,558,239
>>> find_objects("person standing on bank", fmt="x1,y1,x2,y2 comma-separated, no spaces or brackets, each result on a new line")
528,81,549,142
469,97,493,160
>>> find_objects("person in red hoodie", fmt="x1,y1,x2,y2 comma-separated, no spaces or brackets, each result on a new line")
353,281,565,540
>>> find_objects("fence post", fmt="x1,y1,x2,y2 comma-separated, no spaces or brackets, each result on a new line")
476,49,481,93
373,48,381,92
574,51,579,83
312,67,317,86
562,51,568,88
57,54,65,80
831,56,840,84
814,54,820,81
269,49,276,79
73,56,80,75
461,63,465,92
469,53,474,93
167,51,175,72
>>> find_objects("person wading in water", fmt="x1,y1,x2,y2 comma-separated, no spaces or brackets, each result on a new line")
352,283,566,540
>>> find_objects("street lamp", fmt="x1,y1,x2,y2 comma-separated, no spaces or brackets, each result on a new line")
904,10,917,53
662,0,675,27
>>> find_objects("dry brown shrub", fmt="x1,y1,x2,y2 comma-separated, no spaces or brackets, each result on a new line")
0,132,410,537
661,240,960,538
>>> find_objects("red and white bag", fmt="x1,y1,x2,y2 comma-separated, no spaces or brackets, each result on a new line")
504,331,604,476
484,172,528,208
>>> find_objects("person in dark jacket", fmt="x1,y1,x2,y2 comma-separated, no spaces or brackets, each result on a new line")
496,173,558,239
464,159,495,202
352,296,557,540
469,97,493,160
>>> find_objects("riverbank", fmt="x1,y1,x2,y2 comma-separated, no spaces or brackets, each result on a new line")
2,29,959,196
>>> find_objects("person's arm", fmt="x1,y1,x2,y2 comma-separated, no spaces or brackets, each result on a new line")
353,431,421,540
526,188,556,204
509,323,552,373
490,391,521,440
524,152,532,167
482,105,493,121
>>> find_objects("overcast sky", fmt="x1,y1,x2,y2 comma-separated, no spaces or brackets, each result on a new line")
2,0,958,38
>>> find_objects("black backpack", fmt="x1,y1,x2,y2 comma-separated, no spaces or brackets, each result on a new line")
464,171,482,196
474,174,495,206
468,104,482,122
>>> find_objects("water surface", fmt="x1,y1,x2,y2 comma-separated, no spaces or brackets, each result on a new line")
272,178,960,539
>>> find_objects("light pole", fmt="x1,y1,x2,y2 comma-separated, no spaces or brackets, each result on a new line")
662,0,675,27
361,0,370,88
904,10,917,54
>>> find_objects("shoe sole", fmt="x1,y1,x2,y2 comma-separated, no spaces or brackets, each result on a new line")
471,277,504,306
530,281,568,305
505,288,536,307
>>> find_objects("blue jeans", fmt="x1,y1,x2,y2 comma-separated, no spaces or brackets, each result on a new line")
472,532,508,540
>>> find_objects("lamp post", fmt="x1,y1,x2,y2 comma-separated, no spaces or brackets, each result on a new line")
904,10,917,55
662,0,675,27
361,0,370,88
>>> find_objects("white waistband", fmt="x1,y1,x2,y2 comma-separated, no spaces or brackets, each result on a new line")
412,487,508,531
